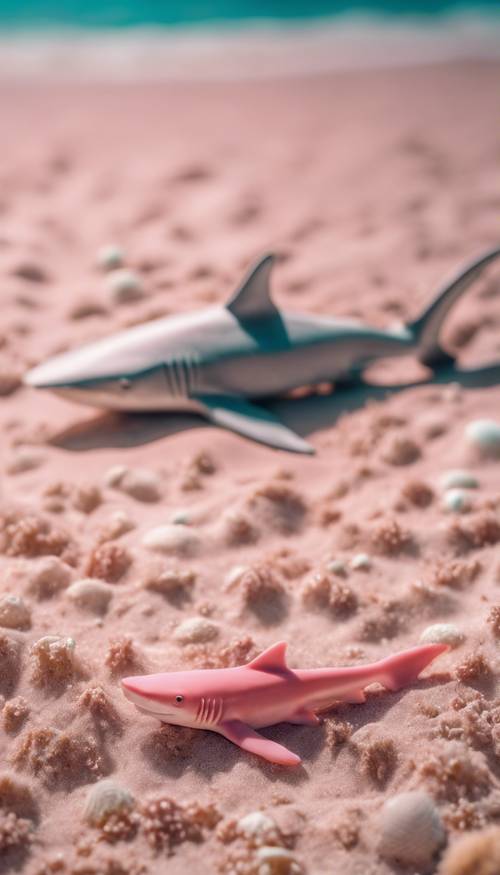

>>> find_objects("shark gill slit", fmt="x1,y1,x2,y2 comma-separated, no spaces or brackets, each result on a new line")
162,362,173,396
196,696,223,726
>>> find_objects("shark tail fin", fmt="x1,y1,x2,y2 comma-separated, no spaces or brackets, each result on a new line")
377,643,449,692
407,246,500,369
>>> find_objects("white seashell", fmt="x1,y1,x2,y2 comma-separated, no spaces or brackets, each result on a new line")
106,269,144,304
442,488,473,514
28,556,72,598
116,468,161,503
84,779,134,826
170,510,191,525
379,791,445,867
439,470,479,490
255,846,302,875
326,559,347,576
104,465,128,488
351,553,372,571
237,811,277,838
96,244,125,272
0,595,31,629
142,524,202,557
66,579,113,614
173,616,219,645
105,510,136,539
34,635,75,653
465,419,500,457
420,623,464,648
224,565,250,590
6,450,44,475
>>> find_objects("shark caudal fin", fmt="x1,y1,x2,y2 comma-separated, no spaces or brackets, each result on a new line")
377,643,449,692
407,246,500,369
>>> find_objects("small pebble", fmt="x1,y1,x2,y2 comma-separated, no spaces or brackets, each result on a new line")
66,579,113,614
255,846,301,875
84,779,134,826
326,559,347,576
106,466,161,502
465,419,500,458
173,616,219,644
28,556,72,599
351,553,372,571
420,623,464,648
5,450,44,475
378,791,445,867
442,488,473,514
142,524,202,557
0,595,31,630
106,269,144,304
440,470,479,490
96,244,125,272
419,413,447,440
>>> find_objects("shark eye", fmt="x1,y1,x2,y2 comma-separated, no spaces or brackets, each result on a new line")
119,378,132,391
175,695,184,704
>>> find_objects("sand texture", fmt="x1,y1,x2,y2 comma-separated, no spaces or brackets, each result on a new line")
0,61,499,874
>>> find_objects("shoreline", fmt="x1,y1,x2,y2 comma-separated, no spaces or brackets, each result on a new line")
0,13,499,81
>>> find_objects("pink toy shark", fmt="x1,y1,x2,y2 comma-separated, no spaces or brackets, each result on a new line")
121,641,448,766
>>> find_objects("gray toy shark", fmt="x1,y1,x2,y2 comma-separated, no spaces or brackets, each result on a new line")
25,247,500,454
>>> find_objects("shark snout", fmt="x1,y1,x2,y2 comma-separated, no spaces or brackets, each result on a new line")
121,676,149,698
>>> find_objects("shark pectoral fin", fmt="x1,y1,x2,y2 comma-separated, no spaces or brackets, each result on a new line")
194,394,315,455
288,708,321,727
220,720,301,766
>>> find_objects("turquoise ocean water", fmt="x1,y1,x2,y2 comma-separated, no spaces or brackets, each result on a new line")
1,0,499,28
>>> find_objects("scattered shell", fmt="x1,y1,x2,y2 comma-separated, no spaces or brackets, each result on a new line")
237,811,277,839
28,556,72,599
102,510,136,540
66,579,113,614
420,623,464,648
255,846,302,875
224,565,250,590
173,616,219,645
143,565,196,597
142,524,202,557
378,791,445,867
351,553,372,571
0,595,31,630
106,269,144,304
96,244,125,272
6,450,44,475
170,510,191,525
107,466,161,503
84,779,134,826
326,559,347,576
443,489,473,514
440,470,479,490
465,419,500,457
104,465,128,488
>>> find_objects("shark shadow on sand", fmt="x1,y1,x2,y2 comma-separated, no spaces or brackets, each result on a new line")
49,359,500,453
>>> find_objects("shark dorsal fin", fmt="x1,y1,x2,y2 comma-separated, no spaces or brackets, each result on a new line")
248,641,288,673
226,254,278,322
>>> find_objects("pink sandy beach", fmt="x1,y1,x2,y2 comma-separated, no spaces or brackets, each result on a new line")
0,59,499,874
